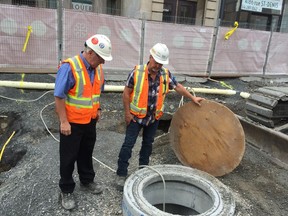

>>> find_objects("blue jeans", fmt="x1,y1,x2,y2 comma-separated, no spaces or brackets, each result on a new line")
117,120,159,176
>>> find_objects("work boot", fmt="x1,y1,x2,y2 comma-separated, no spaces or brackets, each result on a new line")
115,175,126,191
80,182,103,194
60,192,76,210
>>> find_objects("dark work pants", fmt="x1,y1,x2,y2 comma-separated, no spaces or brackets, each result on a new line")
116,120,159,176
59,119,96,193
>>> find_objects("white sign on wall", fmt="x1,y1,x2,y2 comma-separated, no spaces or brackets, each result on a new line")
241,0,283,13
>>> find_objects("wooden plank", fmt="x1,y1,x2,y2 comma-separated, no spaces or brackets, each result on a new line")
248,93,278,108
246,111,275,128
245,102,274,118
256,87,288,100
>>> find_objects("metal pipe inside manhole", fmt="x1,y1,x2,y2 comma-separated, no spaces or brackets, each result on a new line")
123,165,235,216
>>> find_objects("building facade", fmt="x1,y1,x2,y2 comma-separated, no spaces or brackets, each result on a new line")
2,0,288,31
221,0,288,32
2,0,221,27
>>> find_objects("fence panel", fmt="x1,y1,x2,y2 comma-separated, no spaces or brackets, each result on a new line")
0,4,57,73
211,27,270,76
63,10,142,75
144,21,214,76
265,32,288,75
0,4,288,76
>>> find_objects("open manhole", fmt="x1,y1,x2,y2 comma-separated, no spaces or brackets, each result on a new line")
123,164,235,216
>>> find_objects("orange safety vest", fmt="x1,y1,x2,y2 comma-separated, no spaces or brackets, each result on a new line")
63,55,104,124
130,64,169,120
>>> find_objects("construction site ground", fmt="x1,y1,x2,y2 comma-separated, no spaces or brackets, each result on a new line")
0,73,288,216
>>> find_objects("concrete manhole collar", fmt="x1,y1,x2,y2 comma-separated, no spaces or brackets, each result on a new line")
123,164,235,216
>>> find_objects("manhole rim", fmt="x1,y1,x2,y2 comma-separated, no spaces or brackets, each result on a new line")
123,164,235,216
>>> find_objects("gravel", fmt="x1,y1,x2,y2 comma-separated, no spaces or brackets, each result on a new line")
0,73,288,216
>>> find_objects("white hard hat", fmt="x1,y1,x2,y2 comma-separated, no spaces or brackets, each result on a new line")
85,34,112,61
150,43,169,64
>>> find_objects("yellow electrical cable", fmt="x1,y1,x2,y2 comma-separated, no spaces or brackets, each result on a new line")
219,81,234,89
0,131,15,161
208,77,234,90
224,21,238,40
22,25,33,52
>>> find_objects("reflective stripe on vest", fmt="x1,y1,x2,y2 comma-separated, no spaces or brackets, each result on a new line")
155,68,169,119
130,64,169,119
130,65,147,115
66,56,90,107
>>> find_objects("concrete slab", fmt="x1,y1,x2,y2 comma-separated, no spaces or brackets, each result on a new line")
240,76,288,83
185,76,207,83
174,75,186,82
240,77,264,82
105,74,127,81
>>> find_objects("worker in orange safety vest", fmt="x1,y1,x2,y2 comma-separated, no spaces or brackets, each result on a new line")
54,34,112,210
115,43,205,190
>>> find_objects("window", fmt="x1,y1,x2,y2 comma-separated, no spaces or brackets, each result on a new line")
12,0,36,7
107,0,121,16
163,0,196,25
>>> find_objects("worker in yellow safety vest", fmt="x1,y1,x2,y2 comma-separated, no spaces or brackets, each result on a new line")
54,34,112,210
115,43,205,190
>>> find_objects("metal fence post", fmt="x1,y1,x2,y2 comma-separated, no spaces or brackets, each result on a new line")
139,19,145,65
57,0,63,64
207,18,220,77
263,18,276,76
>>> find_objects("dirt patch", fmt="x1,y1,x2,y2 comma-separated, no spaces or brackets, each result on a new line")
0,73,288,215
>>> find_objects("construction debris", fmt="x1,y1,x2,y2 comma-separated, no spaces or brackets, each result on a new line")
245,87,288,128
